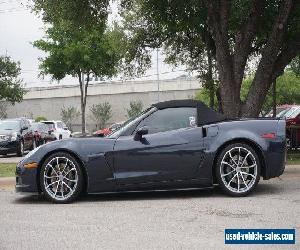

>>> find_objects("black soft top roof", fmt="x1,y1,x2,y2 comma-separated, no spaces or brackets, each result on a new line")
152,99,225,126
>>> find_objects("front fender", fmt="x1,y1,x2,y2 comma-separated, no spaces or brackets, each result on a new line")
24,137,117,193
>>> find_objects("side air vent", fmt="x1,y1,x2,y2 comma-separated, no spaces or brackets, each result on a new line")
202,127,207,137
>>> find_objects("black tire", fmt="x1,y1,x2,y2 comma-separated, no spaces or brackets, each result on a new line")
215,143,261,197
17,140,24,157
40,152,83,203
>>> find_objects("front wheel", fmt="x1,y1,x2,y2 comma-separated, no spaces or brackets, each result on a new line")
40,152,83,203
215,143,261,197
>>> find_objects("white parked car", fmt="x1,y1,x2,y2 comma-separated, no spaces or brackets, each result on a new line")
41,120,71,140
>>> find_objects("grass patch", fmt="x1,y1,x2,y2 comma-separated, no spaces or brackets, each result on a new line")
0,163,16,177
287,150,300,165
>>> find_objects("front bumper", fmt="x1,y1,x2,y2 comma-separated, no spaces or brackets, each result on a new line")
15,160,39,193
0,140,18,154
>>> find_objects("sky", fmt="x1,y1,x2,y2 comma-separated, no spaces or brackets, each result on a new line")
0,0,188,88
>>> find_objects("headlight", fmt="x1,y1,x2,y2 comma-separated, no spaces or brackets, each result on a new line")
2,135,10,141
24,145,41,159
10,132,18,141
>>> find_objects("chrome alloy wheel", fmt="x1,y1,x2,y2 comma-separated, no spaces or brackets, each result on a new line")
43,156,78,201
220,146,258,194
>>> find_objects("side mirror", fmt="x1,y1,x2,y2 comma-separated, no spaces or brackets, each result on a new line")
64,127,68,130
134,126,149,141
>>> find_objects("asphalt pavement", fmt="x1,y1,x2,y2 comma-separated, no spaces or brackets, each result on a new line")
0,165,299,250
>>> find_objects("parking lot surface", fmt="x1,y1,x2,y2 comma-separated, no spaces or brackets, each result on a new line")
0,165,299,250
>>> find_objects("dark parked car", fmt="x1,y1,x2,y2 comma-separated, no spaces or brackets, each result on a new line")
284,106,300,148
16,100,286,203
0,118,34,156
265,104,295,118
30,122,56,146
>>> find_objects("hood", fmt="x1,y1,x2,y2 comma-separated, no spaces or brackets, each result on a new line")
33,137,117,162
0,129,16,136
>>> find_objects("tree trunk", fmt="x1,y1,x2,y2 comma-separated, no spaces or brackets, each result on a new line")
216,87,222,113
207,48,215,108
81,102,86,134
78,72,86,135
272,80,277,118
205,0,241,118
204,0,296,118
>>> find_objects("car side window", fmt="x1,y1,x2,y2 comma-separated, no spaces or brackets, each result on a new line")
135,107,197,134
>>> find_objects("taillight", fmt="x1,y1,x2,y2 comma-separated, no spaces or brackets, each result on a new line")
261,133,276,139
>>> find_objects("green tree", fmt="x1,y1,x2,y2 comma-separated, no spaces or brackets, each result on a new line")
33,24,122,134
32,1,123,134
32,0,109,27
126,100,143,118
35,116,47,122
60,106,80,131
0,55,25,104
90,102,112,129
196,71,300,114
120,0,300,118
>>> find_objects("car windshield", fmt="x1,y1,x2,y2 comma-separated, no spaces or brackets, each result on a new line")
266,107,286,117
283,107,300,118
31,123,39,131
44,123,54,130
286,107,300,118
0,120,20,130
107,108,154,138
277,108,292,118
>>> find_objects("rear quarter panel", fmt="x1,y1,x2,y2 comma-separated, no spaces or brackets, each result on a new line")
203,119,286,181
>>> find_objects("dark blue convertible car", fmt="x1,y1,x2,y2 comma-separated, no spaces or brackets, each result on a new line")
16,100,286,203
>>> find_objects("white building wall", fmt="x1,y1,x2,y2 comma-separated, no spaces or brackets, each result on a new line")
6,79,201,132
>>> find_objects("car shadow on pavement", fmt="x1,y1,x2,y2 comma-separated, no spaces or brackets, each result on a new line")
13,183,283,204
13,188,219,204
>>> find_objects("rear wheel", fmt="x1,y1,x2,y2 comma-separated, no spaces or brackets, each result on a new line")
215,143,261,197
40,152,83,203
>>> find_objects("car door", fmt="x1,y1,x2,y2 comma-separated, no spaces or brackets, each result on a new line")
113,107,206,189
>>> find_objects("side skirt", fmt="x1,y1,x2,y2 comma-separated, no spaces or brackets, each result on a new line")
87,185,214,195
